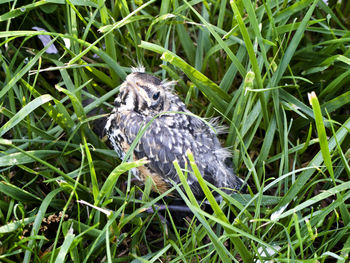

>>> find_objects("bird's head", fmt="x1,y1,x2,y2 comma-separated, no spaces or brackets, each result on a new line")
114,67,174,115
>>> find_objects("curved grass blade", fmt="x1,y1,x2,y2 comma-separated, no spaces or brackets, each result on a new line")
68,0,156,68
270,0,319,88
277,181,350,219
0,95,53,137
230,0,268,125
183,0,246,77
0,150,60,167
96,159,148,206
272,115,350,213
173,160,235,263
0,215,36,234
139,41,231,112
186,150,253,262
23,188,64,262
54,225,75,263
3,142,89,192
0,181,41,203
0,37,58,99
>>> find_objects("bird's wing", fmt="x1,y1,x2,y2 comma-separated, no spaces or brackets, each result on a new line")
120,113,212,174
118,112,244,197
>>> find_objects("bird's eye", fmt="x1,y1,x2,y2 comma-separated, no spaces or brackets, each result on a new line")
152,91,160,100
114,98,121,107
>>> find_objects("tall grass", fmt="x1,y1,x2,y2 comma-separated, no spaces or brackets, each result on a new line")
0,0,349,262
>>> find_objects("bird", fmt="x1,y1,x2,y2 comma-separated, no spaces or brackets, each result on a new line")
105,66,245,199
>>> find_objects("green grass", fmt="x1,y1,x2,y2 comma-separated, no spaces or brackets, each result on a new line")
0,0,350,262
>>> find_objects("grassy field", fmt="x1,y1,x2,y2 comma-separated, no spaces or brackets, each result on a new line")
0,0,350,262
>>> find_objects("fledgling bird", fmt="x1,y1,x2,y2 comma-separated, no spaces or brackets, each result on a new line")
105,67,245,199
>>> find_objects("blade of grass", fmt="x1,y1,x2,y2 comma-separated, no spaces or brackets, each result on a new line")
23,188,64,262
0,37,58,99
270,0,319,88
0,181,41,203
1,141,89,192
82,132,98,202
68,0,156,68
96,0,118,83
308,91,335,182
272,115,350,213
277,181,350,219
173,160,234,263
0,149,60,167
0,215,36,234
0,94,53,137
139,41,231,111
186,150,253,262
54,225,75,263
230,0,269,127
96,159,148,206
183,0,246,77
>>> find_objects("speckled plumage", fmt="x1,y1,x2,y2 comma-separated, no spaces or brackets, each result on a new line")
105,67,244,198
